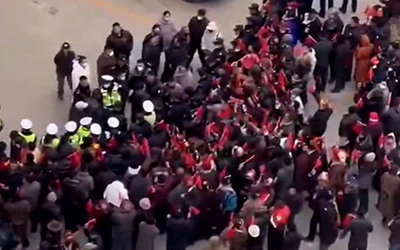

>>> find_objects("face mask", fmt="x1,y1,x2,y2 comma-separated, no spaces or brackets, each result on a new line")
137,66,144,72
108,51,114,57
197,16,204,20
164,16,170,22
103,84,111,88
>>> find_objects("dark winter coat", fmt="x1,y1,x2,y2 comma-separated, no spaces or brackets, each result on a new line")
343,24,362,50
97,52,117,80
188,16,210,45
135,222,159,250
318,200,338,245
54,50,75,76
106,30,134,57
309,108,332,137
382,106,400,135
341,218,373,249
110,205,136,250
166,217,194,250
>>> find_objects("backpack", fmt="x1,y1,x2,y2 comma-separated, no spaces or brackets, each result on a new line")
223,189,238,212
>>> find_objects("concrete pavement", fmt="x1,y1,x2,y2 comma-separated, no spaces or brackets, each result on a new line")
0,0,390,249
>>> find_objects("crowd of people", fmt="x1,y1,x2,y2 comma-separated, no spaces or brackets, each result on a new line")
2,0,400,250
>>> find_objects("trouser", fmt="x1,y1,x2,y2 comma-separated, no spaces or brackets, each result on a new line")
341,0,357,12
161,61,176,83
319,0,334,17
314,65,329,92
30,208,39,233
390,17,400,43
187,42,206,67
320,243,331,250
57,74,73,96
307,210,320,240
349,245,367,250
334,69,347,90
358,189,369,214
12,223,29,246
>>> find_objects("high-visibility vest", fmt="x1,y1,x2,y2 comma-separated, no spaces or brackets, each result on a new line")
101,87,122,110
19,132,37,144
69,134,81,148
52,138,60,149
77,126,90,144
144,112,156,127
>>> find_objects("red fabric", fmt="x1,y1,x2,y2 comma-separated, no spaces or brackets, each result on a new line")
202,154,215,170
107,137,118,151
68,151,81,170
271,205,291,228
285,133,294,151
341,213,356,228
352,121,366,135
240,54,260,69
369,112,379,124
0,160,8,172
277,70,287,92
378,133,385,148
219,105,233,120
183,153,196,170
304,35,317,47
226,229,236,240
140,138,150,156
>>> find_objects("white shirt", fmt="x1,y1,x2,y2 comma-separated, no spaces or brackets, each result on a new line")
72,60,91,93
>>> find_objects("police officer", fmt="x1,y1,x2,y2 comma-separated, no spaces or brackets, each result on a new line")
143,100,156,127
106,117,120,138
100,75,123,114
77,117,92,144
19,119,37,145
41,123,60,149
90,123,103,144
64,121,80,148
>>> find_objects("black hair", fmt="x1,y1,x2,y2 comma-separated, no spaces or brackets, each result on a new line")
348,105,357,114
152,24,161,30
112,22,121,27
351,16,360,24
79,75,88,81
197,9,206,16
78,55,87,64
163,10,171,16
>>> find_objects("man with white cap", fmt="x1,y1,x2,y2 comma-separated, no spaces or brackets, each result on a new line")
19,119,37,145
107,117,120,132
77,117,92,144
90,123,103,142
100,75,123,113
41,123,60,148
64,121,80,148
142,100,156,127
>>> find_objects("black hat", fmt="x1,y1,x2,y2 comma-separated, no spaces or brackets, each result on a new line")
325,18,336,30
234,24,244,31
47,220,63,232
213,37,224,45
248,3,259,10
62,42,70,49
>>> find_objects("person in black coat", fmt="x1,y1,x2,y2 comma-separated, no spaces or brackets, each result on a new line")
54,42,75,99
343,17,362,81
340,212,373,250
313,32,333,93
187,9,210,66
166,212,194,250
332,35,351,92
105,22,134,58
142,25,164,75
162,37,188,82
318,199,339,250
308,99,333,138
282,224,303,250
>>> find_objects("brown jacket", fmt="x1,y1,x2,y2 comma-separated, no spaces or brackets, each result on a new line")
354,35,373,83
4,199,31,225
378,172,400,221
329,162,347,191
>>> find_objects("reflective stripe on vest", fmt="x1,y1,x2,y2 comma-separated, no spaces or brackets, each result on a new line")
69,134,81,148
19,132,36,144
101,87,122,108
77,126,90,141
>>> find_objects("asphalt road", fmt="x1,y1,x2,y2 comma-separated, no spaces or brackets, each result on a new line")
0,0,390,249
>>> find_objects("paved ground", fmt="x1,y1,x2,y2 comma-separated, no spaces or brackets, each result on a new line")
0,0,390,249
